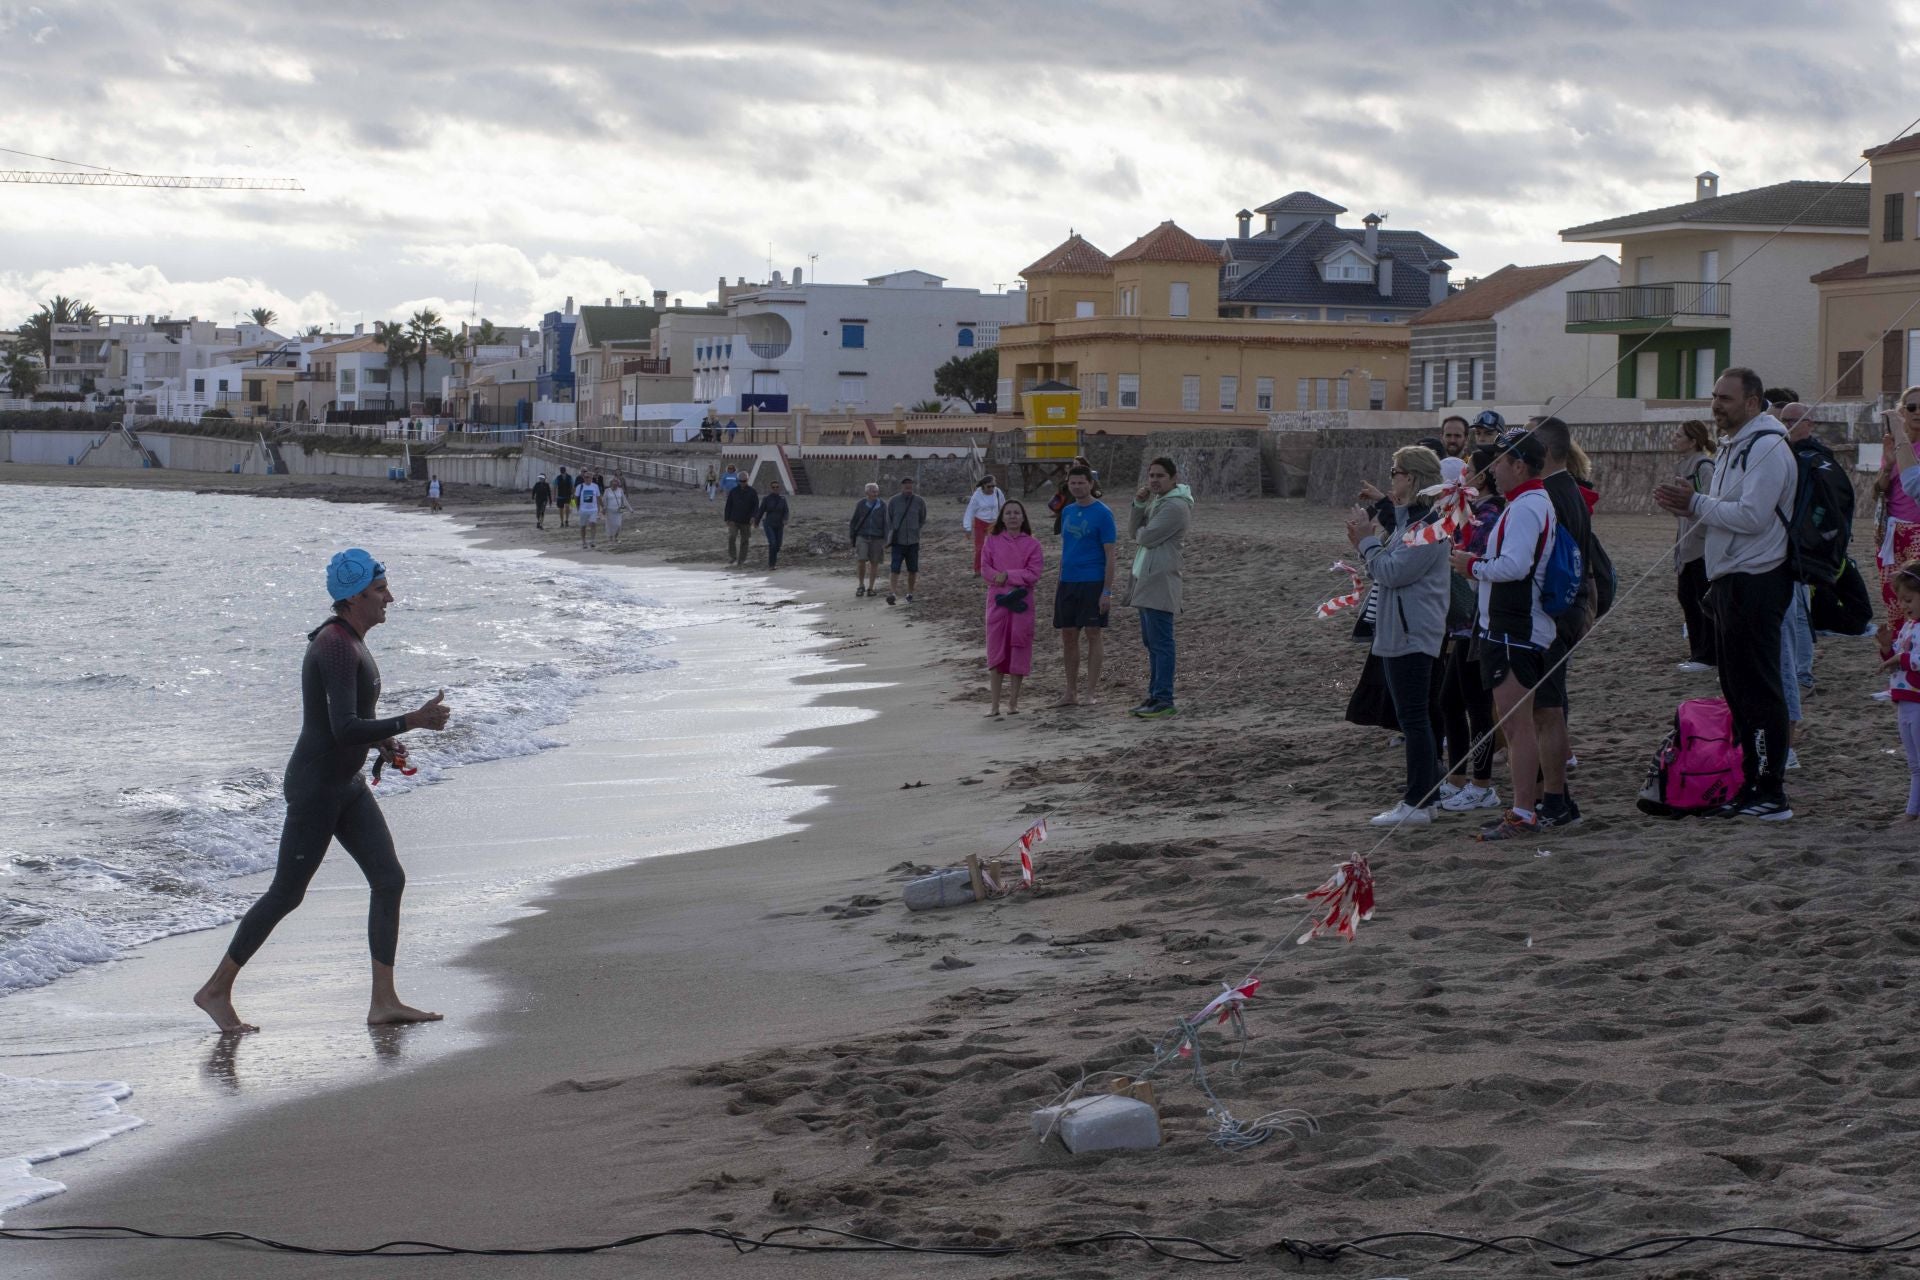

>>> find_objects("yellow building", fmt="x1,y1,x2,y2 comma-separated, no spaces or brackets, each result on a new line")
1000,222,1410,422
1815,134,1920,402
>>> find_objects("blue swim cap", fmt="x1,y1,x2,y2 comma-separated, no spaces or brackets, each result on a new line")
326,548,386,601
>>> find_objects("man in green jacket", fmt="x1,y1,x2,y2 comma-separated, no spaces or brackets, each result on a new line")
1127,455,1193,718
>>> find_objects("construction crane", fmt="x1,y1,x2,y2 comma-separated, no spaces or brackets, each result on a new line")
0,171,302,189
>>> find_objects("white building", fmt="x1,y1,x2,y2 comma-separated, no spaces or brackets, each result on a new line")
695,269,1025,412
1405,256,1619,410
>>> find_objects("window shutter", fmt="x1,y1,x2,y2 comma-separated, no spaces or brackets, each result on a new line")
1837,350,1864,399
1886,192,1906,243
1883,329,1904,396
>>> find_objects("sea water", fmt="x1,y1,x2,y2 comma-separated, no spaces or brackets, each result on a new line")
0,485,852,1213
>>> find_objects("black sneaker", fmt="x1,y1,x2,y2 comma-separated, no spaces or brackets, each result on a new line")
1133,701,1178,719
1736,792,1794,821
1537,796,1581,829
1707,786,1756,819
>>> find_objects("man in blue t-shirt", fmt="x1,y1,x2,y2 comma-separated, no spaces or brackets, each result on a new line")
1052,465,1117,706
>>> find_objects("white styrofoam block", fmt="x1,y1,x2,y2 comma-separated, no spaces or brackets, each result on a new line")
1050,1094,1161,1153
903,867,974,911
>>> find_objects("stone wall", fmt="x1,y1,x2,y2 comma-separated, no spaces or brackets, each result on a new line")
1134,429,1263,499
793,453,979,499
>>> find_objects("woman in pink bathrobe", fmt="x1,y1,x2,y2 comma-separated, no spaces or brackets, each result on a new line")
980,500,1044,716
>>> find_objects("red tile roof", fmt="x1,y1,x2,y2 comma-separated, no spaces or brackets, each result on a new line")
1408,258,1607,325
1865,134,1920,160
1021,233,1112,277
1810,255,1870,283
1111,220,1224,266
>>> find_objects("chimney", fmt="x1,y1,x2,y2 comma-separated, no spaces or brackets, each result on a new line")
673,297,683,307
604,297,612,307
354,322,364,336
793,266,803,285
737,276,746,286
1427,260,1451,305
1696,170,1719,201
653,289,667,308
564,295,573,314
771,270,783,285
1363,212,1382,257
1376,252,1394,299
1235,208,1251,239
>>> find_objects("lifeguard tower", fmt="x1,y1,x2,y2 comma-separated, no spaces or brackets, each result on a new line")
1005,380,1086,495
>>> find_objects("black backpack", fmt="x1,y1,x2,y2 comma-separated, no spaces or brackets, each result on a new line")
1733,429,1853,585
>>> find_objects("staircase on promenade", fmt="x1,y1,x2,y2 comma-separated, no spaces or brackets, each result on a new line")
525,430,704,489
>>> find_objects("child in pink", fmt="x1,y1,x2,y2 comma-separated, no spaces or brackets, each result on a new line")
1877,392,1920,625
980,500,1044,715
1880,559,1920,821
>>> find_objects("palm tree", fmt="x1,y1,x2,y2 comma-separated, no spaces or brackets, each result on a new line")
405,308,450,410
374,320,414,409
20,294,98,370
4,349,40,397
470,318,502,348
301,324,324,339
247,307,279,329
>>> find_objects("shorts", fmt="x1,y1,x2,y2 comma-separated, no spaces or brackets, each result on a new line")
578,509,600,525
1535,635,1571,711
857,536,886,564
890,542,921,575
1478,638,1545,692
1053,580,1109,629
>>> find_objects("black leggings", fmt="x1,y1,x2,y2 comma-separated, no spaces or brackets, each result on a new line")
1440,638,1495,783
227,780,405,968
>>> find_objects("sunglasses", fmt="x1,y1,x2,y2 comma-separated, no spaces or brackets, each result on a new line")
1904,402,1919,413
1389,468,1410,477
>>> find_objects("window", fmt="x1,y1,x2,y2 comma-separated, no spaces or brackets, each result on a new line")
1118,286,1135,316
1694,348,1717,398
840,323,865,348
1887,192,1906,242
1181,375,1200,411
1884,329,1905,396
1255,376,1274,411
1117,374,1139,409
837,375,867,403
1634,256,1653,285
366,366,388,384
1314,378,1331,410
1297,378,1311,410
956,327,975,348
192,377,205,394
1447,358,1464,405
1324,257,1371,282
1420,361,1437,411
1074,301,1094,319
1335,380,1349,410
338,369,355,393
1224,261,1242,281
1219,375,1237,411
1836,349,1865,398
1169,282,1190,317
1368,379,1387,410
1470,358,1486,401
1094,372,1109,408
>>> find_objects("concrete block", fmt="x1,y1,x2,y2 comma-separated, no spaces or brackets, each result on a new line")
1034,1093,1161,1153
903,867,976,912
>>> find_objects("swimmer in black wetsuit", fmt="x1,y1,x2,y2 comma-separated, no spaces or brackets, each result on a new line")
193,548,452,1035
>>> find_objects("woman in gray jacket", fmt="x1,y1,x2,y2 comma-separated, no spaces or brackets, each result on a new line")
1348,445,1451,826
1127,457,1193,718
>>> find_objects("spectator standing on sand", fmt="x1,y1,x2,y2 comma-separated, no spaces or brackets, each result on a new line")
1877,387,1920,628
1052,464,1116,707
1438,444,1506,814
1439,416,1468,458
1350,445,1451,827
885,476,928,605
849,482,891,596
705,465,719,502
1451,428,1556,842
1126,457,1193,719
755,479,789,569
1468,409,1504,448
604,477,629,547
963,475,1005,576
1528,417,1593,831
575,473,601,549
553,468,574,528
531,473,551,529
721,464,738,494
1672,419,1718,673
1878,561,1920,821
980,500,1044,717
723,468,759,565
427,476,442,511
1654,368,1798,821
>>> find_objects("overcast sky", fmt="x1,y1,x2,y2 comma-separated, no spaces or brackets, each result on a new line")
3,0,1917,333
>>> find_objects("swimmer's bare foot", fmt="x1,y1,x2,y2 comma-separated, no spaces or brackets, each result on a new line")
193,987,258,1035
368,1002,443,1026
1050,696,1078,708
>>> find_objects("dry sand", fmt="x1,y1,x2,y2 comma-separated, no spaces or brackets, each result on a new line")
6,464,1920,1279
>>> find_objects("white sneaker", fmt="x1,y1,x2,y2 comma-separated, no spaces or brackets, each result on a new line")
1436,782,1462,803
1786,748,1801,771
1872,690,1894,702
1676,660,1713,674
1441,783,1501,812
1370,801,1434,827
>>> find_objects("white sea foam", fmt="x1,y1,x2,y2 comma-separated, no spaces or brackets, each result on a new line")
0,1077,143,1219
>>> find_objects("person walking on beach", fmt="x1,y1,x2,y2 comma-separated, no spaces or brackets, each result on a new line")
1672,420,1718,672
427,475,442,512
554,468,574,528
1654,368,1798,821
531,473,551,530
724,467,759,565
721,464,739,494
850,482,890,596
575,473,602,549
1053,464,1116,707
981,500,1044,716
1451,428,1556,841
705,464,719,502
755,478,790,568
1127,457,1193,719
1351,446,1452,826
964,475,1005,577
885,475,928,605
192,549,451,1035
604,476,629,547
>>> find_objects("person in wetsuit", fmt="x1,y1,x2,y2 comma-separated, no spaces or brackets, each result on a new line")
193,548,451,1035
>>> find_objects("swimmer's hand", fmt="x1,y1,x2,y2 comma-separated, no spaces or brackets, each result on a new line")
406,690,450,732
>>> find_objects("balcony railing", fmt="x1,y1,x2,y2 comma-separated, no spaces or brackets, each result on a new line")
1566,281,1730,324
747,341,787,359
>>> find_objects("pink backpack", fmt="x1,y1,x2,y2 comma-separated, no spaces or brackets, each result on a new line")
1637,698,1745,817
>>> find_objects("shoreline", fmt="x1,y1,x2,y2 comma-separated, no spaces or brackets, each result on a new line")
9,464,1920,1280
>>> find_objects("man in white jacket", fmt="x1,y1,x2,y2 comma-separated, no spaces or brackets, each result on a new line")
1655,367,1798,820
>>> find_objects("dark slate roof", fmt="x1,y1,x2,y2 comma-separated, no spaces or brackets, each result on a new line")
1254,191,1346,217
1561,180,1870,240
1204,224,1457,310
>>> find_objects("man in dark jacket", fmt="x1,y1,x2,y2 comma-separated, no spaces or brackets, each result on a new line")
723,468,759,564
553,468,574,528
884,476,928,604
1529,417,1590,831
531,473,551,529
754,479,791,569
848,482,891,597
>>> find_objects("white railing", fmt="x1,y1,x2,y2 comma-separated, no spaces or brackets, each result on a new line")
525,430,702,487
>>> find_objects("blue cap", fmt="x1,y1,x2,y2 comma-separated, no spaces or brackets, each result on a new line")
326,548,386,601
